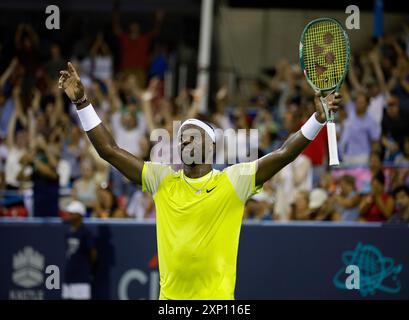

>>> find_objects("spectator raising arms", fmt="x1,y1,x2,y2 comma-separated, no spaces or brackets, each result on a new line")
112,2,164,86
340,92,381,165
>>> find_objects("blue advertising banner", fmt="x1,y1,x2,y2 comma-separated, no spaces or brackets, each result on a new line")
0,219,408,300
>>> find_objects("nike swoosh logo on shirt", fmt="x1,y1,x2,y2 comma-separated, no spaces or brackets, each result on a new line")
206,186,216,193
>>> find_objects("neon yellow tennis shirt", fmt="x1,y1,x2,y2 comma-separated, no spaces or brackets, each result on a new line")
142,160,262,300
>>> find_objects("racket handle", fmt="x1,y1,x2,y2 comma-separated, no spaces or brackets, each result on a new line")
327,122,340,166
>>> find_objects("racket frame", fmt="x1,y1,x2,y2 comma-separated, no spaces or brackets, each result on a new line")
299,17,350,166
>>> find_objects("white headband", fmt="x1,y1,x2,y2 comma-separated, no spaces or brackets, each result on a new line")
177,119,216,143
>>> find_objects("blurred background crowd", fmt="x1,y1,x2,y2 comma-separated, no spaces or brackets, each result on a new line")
0,1,409,223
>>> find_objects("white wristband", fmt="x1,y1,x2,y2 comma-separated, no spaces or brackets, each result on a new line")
301,113,326,140
76,104,102,131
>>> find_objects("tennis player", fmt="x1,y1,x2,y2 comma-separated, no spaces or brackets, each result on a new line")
59,62,340,300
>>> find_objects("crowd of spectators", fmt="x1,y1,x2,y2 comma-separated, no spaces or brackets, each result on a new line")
0,11,408,223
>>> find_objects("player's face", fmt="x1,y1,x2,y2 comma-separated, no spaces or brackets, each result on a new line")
179,125,213,166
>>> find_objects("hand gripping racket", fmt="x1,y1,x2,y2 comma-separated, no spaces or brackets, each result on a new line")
300,18,350,166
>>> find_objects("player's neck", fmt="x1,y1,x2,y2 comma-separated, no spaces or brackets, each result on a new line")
183,164,213,179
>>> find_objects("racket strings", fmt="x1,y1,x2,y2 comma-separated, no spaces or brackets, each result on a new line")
303,21,347,90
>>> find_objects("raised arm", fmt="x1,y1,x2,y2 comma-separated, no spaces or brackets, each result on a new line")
348,56,366,93
368,49,388,95
59,62,144,185
0,58,18,88
255,92,341,186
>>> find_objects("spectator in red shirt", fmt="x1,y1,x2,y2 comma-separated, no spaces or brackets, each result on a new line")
112,5,164,87
359,172,394,222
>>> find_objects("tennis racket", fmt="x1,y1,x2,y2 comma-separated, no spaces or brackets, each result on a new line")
300,18,350,166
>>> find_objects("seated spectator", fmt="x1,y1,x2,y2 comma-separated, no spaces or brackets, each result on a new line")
332,175,360,221
309,188,333,221
72,157,98,215
340,92,381,165
318,171,337,194
290,190,310,220
359,172,394,222
389,186,409,223
92,182,127,219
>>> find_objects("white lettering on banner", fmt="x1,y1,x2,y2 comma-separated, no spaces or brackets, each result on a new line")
45,5,60,30
345,265,360,289
345,5,360,29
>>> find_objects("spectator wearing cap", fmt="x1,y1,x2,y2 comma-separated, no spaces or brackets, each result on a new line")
359,172,394,222
309,188,334,221
244,180,275,220
62,200,97,300
389,186,409,223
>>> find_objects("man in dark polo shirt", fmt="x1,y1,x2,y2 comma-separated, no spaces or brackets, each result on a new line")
62,201,97,300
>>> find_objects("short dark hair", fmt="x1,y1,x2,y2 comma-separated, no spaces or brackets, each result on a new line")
393,185,409,197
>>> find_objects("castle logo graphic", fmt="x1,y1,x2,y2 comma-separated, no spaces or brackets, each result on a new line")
12,246,45,288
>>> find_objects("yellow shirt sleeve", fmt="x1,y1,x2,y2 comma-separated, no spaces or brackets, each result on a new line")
224,160,262,202
142,162,173,195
